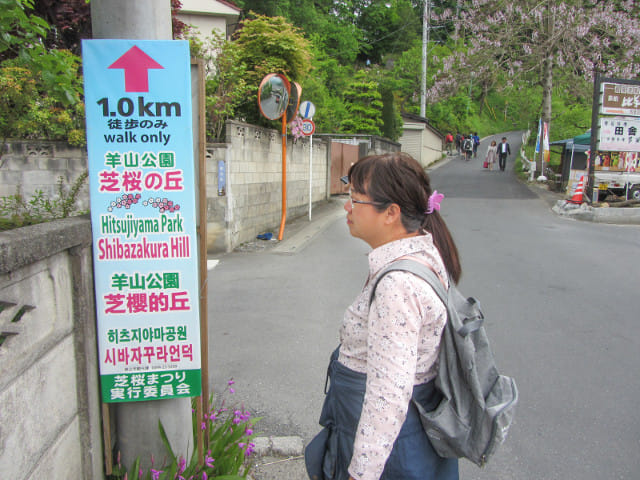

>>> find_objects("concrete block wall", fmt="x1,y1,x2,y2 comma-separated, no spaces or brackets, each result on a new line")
0,131,331,255
0,217,103,480
0,141,90,212
205,120,330,252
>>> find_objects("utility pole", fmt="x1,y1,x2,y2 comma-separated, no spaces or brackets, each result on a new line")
420,0,430,117
89,0,192,472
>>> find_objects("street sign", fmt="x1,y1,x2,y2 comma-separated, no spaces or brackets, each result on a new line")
299,100,316,119
301,119,315,136
82,39,201,403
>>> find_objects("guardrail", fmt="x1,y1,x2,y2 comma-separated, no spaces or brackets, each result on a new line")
520,130,536,182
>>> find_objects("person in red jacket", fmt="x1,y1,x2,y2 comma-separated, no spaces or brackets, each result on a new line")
445,133,454,155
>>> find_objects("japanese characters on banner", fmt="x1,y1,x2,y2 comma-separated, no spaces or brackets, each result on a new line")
597,116,640,158
596,82,640,172
82,40,201,403
601,82,640,116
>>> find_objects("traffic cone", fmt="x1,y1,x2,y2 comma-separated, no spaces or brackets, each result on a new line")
568,175,584,204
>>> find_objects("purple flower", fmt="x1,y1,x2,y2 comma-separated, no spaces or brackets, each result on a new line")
245,442,256,457
205,452,214,468
202,473,208,480
178,456,187,474
201,422,206,430
245,428,253,436
151,469,163,480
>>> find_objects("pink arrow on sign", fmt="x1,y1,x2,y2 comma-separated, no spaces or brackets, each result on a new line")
108,46,164,92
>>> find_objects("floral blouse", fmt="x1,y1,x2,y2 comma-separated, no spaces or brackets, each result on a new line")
338,233,449,480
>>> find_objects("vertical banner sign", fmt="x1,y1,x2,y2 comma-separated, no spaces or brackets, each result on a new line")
82,40,201,403
542,121,550,164
534,118,541,154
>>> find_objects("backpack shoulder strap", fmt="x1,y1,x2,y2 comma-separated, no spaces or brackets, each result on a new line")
369,259,447,307
370,259,485,337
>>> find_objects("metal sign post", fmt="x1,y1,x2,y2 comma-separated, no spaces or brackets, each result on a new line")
300,102,316,221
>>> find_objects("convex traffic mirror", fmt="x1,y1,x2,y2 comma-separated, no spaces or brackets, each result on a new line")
258,73,291,120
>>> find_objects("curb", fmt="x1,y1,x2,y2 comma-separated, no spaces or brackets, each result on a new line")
523,177,640,225
252,435,305,457
552,199,640,224
271,198,345,254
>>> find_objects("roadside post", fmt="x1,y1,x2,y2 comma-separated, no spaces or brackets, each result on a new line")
258,74,302,240
299,100,316,221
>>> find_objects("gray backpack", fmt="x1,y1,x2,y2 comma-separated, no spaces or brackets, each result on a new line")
370,259,518,466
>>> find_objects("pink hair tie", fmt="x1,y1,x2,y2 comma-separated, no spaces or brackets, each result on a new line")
425,190,444,214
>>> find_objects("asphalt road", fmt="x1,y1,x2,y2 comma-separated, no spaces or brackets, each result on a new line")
207,132,640,479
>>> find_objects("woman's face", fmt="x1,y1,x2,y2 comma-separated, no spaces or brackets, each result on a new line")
344,188,388,248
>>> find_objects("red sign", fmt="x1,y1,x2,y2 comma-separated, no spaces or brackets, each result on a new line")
301,119,315,136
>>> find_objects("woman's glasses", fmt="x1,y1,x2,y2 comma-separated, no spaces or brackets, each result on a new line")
341,176,387,208
348,188,386,207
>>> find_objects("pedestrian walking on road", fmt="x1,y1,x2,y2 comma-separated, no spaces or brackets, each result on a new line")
472,132,480,158
455,132,462,153
485,140,498,171
306,152,461,480
498,136,511,171
445,132,454,155
462,135,473,161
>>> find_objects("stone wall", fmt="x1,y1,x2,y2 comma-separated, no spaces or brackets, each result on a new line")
0,217,104,480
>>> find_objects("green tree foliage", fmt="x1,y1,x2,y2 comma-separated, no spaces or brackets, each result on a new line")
379,83,403,142
0,0,84,146
341,69,384,135
352,0,421,64
1,0,83,106
190,32,250,141
232,13,312,126
0,64,85,145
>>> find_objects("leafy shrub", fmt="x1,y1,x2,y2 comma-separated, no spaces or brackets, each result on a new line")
0,63,86,146
0,171,88,231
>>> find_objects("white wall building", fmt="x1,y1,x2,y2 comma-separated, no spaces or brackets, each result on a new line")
176,0,241,41
400,113,445,167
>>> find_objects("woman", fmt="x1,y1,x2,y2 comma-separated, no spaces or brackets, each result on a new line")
485,140,498,170
306,153,461,480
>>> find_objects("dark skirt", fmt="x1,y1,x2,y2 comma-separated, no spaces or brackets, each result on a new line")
306,349,459,480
